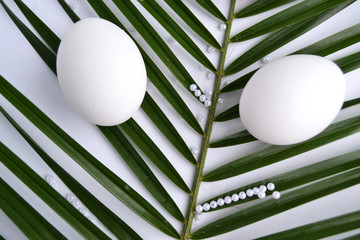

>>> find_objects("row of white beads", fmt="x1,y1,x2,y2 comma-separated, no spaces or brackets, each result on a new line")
189,84,212,107
195,182,280,214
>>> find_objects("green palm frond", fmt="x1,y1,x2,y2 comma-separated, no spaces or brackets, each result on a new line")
1,0,359,239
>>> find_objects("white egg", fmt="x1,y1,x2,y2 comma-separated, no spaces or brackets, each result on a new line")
56,18,147,126
239,55,345,145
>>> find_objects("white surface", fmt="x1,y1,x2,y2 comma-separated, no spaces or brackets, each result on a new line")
57,18,147,126
240,55,345,145
0,0,360,239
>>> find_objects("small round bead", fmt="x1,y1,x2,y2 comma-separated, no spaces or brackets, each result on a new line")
66,193,74,202
72,199,80,207
191,148,199,155
231,193,239,202
259,185,267,192
224,196,232,204
204,100,212,107
252,187,259,195
207,46,215,53
79,208,87,215
199,65,206,71
246,189,254,197
195,205,203,213
205,90,213,96
45,174,54,183
239,191,246,200
207,72,215,79
199,95,207,102
219,23,227,31
258,191,266,199
69,2,78,11
217,198,225,206
217,98,224,104
195,213,203,221
262,56,270,64
210,200,218,209
267,182,275,191
197,115,205,122
194,89,201,97
50,183,56,188
202,203,210,211
88,216,95,223
272,191,281,199
190,84,197,91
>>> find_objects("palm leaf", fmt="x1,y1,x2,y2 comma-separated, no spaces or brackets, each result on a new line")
0,178,66,240
1,0,360,239
0,76,179,238
0,105,141,240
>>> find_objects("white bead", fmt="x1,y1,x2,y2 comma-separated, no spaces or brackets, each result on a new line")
219,23,227,31
207,72,215,79
195,213,203,221
239,191,246,200
210,200,217,209
217,198,225,206
202,203,210,211
204,100,212,107
205,90,213,95
207,46,215,53
45,174,54,183
217,98,224,104
88,216,95,223
199,95,207,102
69,2,78,11
197,115,205,122
66,193,74,202
79,208,87,215
259,185,267,192
226,80,231,85
252,187,259,195
262,56,270,64
231,193,239,202
267,182,275,191
246,189,254,197
194,89,201,97
224,196,232,204
258,191,266,199
191,148,199,155
199,65,206,71
195,205,203,213
50,183,56,188
190,84,197,91
272,191,281,199
72,199,80,207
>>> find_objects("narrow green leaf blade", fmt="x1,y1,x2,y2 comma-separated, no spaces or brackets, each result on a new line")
98,125,185,222
164,0,221,50
110,0,203,97
235,0,297,18
202,149,360,211
335,51,360,73
343,97,360,109
0,143,110,240
195,0,227,22
85,0,203,134
142,94,198,165
230,0,351,42
121,118,190,193
203,115,360,181
0,76,180,238
209,130,256,148
258,210,360,240
226,2,353,75
0,106,142,240
0,0,57,73
138,0,216,71
294,23,360,57
13,0,60,53
57,0,80,22
214,104,239,122
192,168,360,239
0,178,66,240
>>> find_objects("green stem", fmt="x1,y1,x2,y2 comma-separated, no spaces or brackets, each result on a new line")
181,1,237,239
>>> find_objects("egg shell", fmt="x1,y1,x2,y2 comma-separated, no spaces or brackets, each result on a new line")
239,54,345,145
56,18,147,126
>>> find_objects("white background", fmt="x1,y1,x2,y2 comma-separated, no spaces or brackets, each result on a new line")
1,0,360,239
